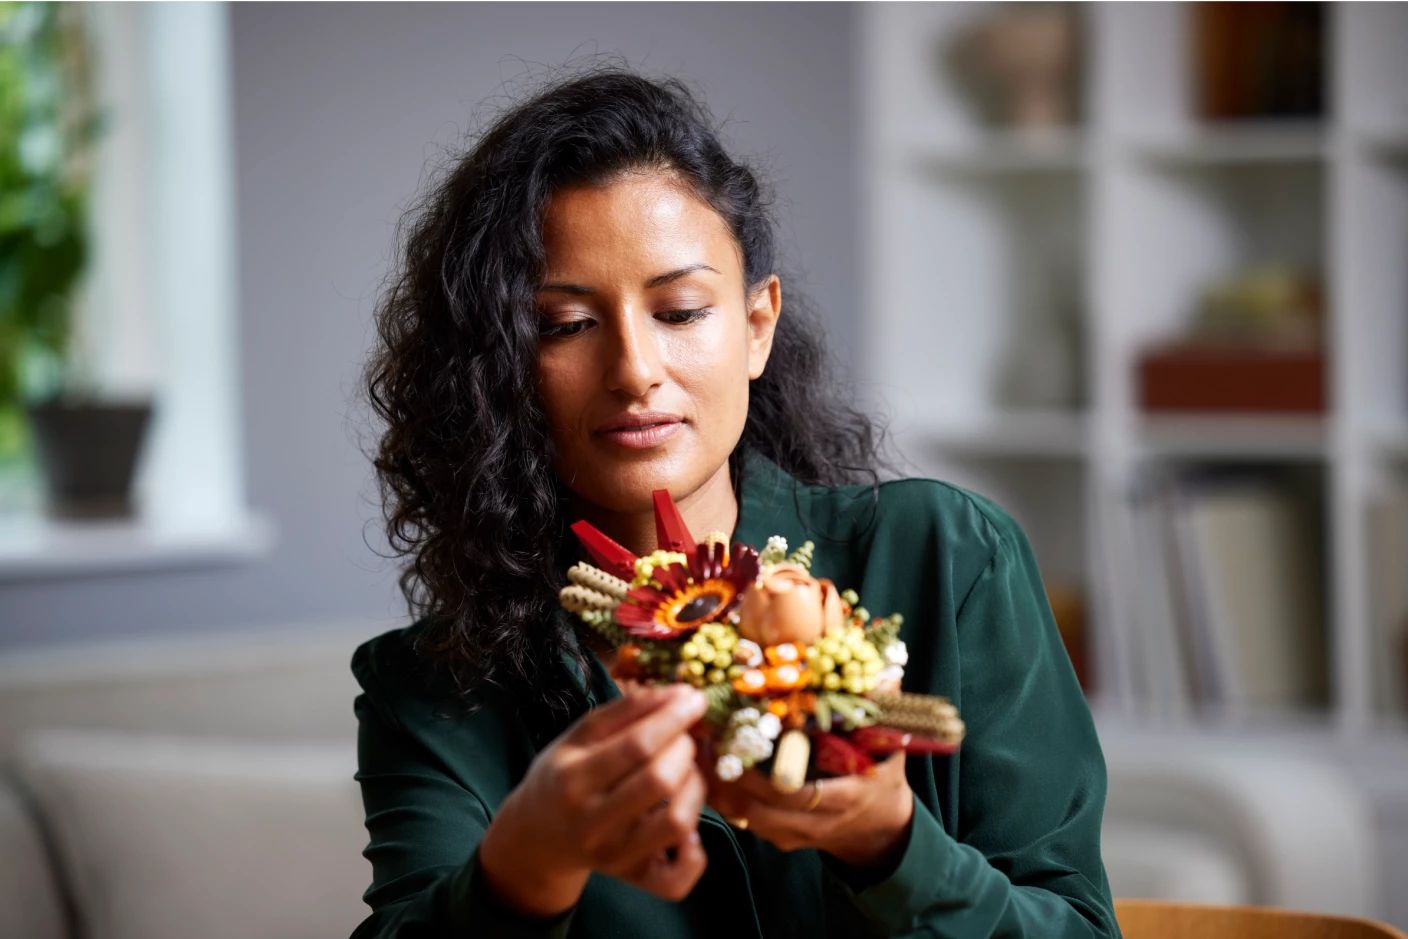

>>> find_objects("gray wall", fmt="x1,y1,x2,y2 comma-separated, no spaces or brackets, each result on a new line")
0,2,859,648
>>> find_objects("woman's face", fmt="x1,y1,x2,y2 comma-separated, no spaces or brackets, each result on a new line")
535,170,781,515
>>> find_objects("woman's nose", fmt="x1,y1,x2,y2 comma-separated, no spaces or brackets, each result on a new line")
604,309,664,397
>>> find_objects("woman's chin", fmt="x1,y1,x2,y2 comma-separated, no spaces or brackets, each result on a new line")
566,448,720,514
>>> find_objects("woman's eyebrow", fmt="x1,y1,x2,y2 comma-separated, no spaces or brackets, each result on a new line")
644,263,720,288
538,263,721,295
538,282,594,296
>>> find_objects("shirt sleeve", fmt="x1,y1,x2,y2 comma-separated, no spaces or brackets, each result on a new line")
349,651,576,939
822,512,1120,938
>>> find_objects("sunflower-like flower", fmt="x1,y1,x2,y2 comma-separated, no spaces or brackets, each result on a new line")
613,540,761,640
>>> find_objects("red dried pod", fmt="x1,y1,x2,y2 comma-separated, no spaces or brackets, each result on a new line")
850,725,911,755
852,725,959,757
569,520,639,580
899,735,961,756
814,732,875,777
653,488,695,553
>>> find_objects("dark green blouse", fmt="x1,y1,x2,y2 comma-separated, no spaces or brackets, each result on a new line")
350,451,1119,938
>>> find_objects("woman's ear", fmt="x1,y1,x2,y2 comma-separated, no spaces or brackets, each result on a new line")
747,275,782,380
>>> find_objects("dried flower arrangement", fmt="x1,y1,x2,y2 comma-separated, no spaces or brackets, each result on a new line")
561,490,964,793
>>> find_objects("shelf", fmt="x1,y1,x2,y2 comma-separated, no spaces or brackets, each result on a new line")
0,511,277,582
1360,128,1408,163
1135,413,1328,461
1131,122,1328,167
1094,707,1408,765
916,129,1088,177
867,4,1408,760
919,411,1090,460
1370,423,1408,460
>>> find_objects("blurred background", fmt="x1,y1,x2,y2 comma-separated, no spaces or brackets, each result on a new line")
1,3,1406,938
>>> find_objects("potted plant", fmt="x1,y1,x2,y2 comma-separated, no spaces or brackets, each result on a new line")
1,2,151,519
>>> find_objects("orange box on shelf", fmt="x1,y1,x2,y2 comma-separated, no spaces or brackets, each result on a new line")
1137,344,1326,413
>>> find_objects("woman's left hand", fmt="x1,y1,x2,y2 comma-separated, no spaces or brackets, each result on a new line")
699,740,914,871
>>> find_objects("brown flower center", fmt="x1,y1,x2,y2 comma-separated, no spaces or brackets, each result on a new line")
676,593,722,622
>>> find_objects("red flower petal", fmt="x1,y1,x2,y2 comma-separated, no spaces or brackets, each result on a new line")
613,602,656,626
724,545,760,589
613,602,680,640
689,543,712,582
626,584,668,607
653,562,689,594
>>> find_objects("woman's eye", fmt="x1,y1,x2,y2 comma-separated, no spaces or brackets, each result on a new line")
656,307,711,325
539,318,592,339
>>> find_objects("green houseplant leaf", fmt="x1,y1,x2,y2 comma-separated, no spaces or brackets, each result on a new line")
0,1,96,459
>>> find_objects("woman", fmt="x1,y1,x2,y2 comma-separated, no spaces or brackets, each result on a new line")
356,69,1117,938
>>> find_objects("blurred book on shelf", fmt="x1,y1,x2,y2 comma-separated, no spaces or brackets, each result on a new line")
1138,266,1325,413
1194,1,1325,120
1138,346,1324,413
1120,470,1326,716
1047,582,1090,694
1369,488,1408,721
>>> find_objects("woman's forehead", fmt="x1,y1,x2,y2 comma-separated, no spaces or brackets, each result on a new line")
540,173,740,285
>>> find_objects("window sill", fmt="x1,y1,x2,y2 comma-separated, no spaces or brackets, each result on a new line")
0,511,276,582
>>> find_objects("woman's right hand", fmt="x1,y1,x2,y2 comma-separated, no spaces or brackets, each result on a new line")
477,684,711,918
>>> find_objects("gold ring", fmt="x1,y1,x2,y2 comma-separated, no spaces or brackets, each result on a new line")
726,815,750,830
803,779,824,812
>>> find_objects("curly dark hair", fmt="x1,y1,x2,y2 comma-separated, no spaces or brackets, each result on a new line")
366,66,885,717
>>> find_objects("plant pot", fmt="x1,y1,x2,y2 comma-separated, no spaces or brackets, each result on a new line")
25,399,153,519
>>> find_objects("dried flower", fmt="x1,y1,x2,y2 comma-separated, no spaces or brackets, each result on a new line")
716,753,744,781
756,712,782,741
614,540,761,641
736,563,843,646
877,665,904,695
733,639,763,668
731,707,762,726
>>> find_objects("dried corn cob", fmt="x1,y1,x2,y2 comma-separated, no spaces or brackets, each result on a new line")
566,563,629,601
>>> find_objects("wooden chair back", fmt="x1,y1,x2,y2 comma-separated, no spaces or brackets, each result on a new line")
1114,900,1408,939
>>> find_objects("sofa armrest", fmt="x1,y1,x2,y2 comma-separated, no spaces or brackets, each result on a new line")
0,773,68,939
1104,742,1378,918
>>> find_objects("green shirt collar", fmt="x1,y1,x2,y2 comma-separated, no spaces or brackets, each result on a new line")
735,446,812,555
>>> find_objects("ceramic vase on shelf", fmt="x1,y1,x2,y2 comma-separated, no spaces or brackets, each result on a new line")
951,4,1081,137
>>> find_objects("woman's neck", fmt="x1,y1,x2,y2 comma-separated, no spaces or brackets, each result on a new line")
569,459,738,558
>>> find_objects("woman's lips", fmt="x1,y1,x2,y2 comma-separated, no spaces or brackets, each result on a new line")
597,418,683,449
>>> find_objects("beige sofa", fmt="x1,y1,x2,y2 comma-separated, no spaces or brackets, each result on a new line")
0,624,370,939
0,623,1398,938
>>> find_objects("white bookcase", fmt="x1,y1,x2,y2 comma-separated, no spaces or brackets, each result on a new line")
860,2,1408,736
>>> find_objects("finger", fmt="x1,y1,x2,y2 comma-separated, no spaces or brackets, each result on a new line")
595,766,701,875
696,738,790,816
575,687,708,788
701,749,838,817
594,733,697,832
626,829,708,902
727,767,822,812
705,789,825,853
612,768,707,872
727,748,908,812
567,684,686,745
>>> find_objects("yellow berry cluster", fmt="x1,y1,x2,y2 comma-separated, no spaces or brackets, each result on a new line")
676,621,743,687
631,550,688,588
805,626,885,694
